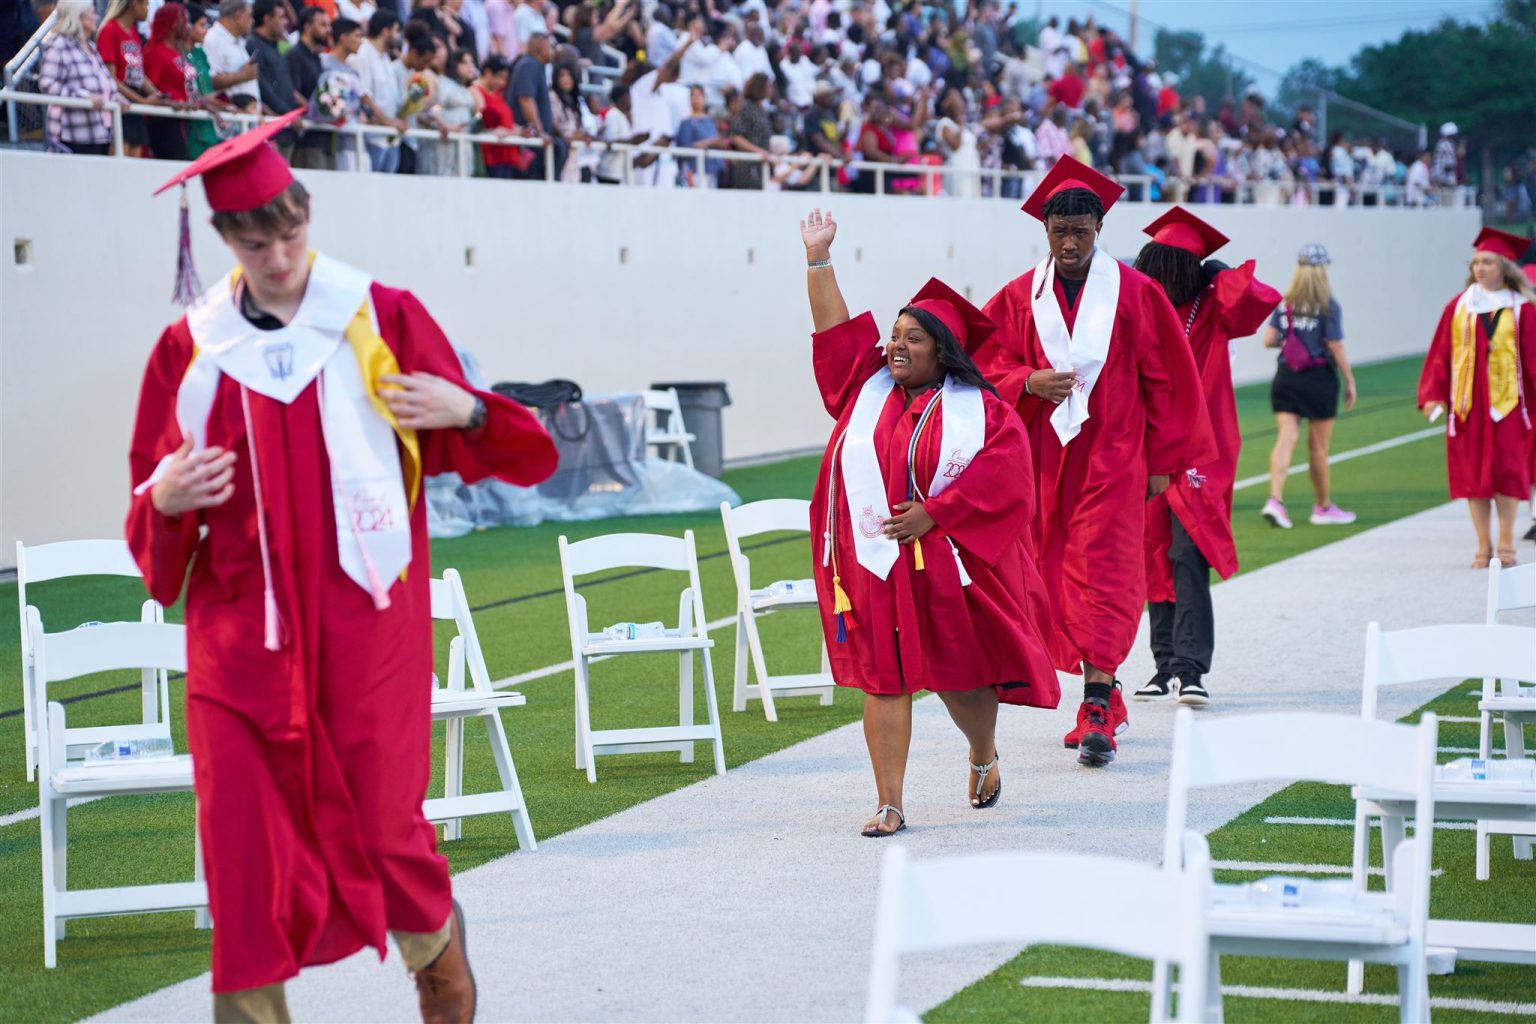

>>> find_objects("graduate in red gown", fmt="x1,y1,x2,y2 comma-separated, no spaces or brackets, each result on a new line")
1418,227,1536,567
975,157,1213,768
1131,207,1281,707
800,208,1059,838
127,111,557,1022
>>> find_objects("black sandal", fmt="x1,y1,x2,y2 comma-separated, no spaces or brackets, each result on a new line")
970,754,1001,809
861,804,906,837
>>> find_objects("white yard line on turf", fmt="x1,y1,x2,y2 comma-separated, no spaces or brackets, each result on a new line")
1211,860,1444,878
1231,426,1442,492
0,796,98,829
1018,977,1536,1015
1264,815,1475,831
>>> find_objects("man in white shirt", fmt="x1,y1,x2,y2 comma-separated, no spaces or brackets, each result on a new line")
1405,150,1433,206
629,27,697,186
733,20,771,81
779,41,818,109
348,9,404,171
646,6,679,66
512,0,544,48
205,0,261,108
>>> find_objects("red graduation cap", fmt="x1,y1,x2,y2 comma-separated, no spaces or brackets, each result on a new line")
154,108,305,212
153,109,305,305
906,277,997,354
1142,205,1229,260
1021,155,1126,222
1472,227,1531,264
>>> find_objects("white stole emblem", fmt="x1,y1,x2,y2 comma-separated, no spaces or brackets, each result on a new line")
1030,246,1120,445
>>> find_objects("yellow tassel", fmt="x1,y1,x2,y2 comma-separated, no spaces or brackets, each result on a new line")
832,575,852,614
912,541,925,571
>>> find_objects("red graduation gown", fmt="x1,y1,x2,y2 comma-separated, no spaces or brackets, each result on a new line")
808,312,1060,709
126,281,557,993
1417,294,1536,500
979,263,1214,675
1145,261,1281,601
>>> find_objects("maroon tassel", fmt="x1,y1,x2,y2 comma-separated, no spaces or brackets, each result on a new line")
171,186,203,307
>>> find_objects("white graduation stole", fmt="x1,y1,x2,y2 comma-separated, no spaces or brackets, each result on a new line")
137,255,412,612
838,367,986,580
1031,246,1120,445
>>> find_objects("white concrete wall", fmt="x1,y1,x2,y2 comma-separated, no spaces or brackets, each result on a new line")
0,149,1479,554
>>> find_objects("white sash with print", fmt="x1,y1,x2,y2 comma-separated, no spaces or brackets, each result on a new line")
1031,246,1120,445
840,367,987,580
136,255,411,603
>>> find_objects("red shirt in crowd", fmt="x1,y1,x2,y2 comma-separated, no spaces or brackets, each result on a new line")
143,41,191,102
1049,71,1085,109
1157,84,1181,117
472,84,529,169
97,17,147,90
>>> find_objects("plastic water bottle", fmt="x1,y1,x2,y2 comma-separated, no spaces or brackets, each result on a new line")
86,736,175,762
600,621,667,642
766,579,815,598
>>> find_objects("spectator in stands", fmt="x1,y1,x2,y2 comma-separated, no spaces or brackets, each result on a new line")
1261,243,1357,530
312,15,365,169
203,0,259,113
37,0,116,156
803,81,844,163
1048,60,1085,110
472,53,528,178
1034,104,1070,168
1434,121,1462,204
734,19,770,80
350,9,404,171
142,1,203,160
595,80,647,184
1405,148,1433,206
482,0,516,58
851,95,909,194
98,0,162,157
411,0,473,56
779,39,818,110
935,85,980,198
570,1,634,68
626,28,697,186
1163,110,1197,199
1326,131,1353,206
393,20,442,173
419,41,479,174
728,70,772,189
182,4,228,158
550,61,596,182
287,5,332,168
674,83,727,187
248,0,300,157
508,31,555,178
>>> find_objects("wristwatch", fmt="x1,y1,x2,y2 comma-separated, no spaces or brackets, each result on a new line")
464,397,487,430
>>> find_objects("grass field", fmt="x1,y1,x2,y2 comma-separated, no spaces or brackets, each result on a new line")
0,354,1506,1022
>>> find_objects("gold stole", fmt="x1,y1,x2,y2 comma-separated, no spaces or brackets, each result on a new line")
1450,300,1519,422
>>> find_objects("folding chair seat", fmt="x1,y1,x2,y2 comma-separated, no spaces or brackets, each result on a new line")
16,538,168,781
865,840,1212,1023
1162,708,1439,1024
31,619,207,968
424,568,536,850
1475,561,1536,877
721,499,833,721
1349,621,1536,988
559,530,726,783
643,388,697,468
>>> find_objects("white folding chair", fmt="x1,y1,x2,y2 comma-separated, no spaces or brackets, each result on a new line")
559,530,726,783
721,499,834,721
1476,561,1536,878
643,388,696,468
31,618,207,968
16,539,168,781
424,569,537,850
1163,708,1439,1024
1351,621,1536,987
865,840,1212,1024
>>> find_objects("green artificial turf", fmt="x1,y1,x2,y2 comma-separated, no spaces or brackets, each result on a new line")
0,354,1475,1021
929,690,1536,1024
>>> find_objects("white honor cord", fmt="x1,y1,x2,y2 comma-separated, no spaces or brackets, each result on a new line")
240,386,283,651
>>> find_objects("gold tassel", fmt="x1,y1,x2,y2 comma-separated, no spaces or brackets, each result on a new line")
832,575,852,614
912,540,925,571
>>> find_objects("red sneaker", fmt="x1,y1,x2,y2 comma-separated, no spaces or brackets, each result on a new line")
1062,684,1129,748
1075,701,1118,767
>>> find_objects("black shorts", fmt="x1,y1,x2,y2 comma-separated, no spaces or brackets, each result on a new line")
121,112,149,148
1270,362,1339,420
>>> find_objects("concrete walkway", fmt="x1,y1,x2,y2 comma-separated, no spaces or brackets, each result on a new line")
96,502,1510,1023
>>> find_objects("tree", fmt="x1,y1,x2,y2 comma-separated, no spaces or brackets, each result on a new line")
1151,28,1254,110
1274,58,1341,126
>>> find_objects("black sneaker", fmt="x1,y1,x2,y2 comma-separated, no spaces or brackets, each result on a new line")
1176,675,1210,707
1132,672,1175,702
1525,522,1536,542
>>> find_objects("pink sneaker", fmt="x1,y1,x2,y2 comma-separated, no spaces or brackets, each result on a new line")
1261,497,1293,530
1310,503,1357,526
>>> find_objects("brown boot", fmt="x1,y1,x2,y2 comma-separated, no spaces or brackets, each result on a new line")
411,901,476,1024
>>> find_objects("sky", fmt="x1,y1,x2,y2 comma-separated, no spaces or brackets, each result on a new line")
1026,0,1499,89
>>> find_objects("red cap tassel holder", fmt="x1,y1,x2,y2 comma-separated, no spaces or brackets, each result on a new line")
172,186,204,307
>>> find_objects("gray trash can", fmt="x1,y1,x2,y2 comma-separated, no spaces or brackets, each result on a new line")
651,381,732,479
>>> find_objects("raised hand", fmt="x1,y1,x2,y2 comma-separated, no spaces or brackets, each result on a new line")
800,207,837,260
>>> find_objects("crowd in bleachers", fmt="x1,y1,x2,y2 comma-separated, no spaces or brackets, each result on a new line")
12,0,1481,204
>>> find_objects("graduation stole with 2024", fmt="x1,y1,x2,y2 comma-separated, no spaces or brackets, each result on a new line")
1450,286,1527,434
823,365,985,640
1030,246,1119,446
136,252,421,646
